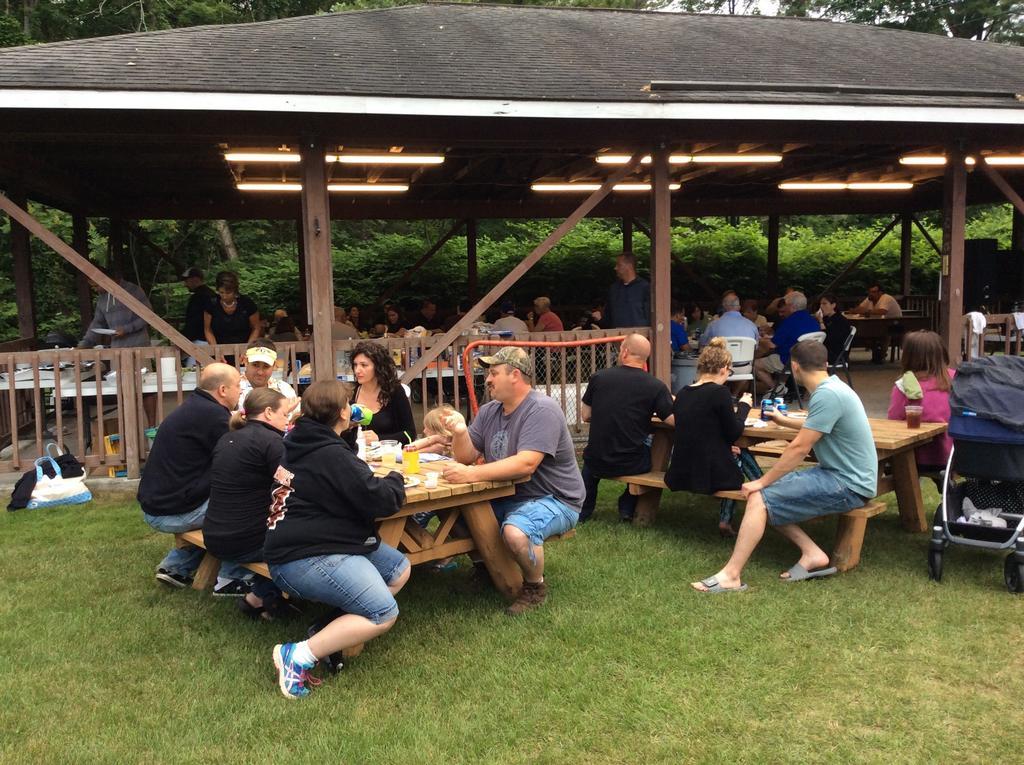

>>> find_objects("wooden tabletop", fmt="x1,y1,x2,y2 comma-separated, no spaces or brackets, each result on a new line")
742,412,946,452
653,413,946,453
370,458,514,505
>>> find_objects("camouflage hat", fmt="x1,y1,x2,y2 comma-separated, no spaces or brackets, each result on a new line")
476,346,533,378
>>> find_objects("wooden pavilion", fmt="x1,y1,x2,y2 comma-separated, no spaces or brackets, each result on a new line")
2,3,1024,385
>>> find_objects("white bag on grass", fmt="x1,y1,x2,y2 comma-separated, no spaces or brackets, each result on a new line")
27,455,92,509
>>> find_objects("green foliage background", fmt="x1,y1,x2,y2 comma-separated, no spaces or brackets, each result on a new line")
1,206,1017,342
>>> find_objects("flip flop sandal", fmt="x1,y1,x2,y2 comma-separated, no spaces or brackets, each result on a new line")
694,576,749,594
781,563,838,582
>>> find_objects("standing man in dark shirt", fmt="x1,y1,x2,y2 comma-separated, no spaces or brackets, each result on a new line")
181,267,215,365
580,334,674,522
605,253,650,329
181,267,215,342
138,362,250,594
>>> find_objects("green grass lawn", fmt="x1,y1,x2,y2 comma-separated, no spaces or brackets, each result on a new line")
3,483,1024,764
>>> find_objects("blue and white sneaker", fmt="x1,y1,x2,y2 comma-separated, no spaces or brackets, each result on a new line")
272,643,319,699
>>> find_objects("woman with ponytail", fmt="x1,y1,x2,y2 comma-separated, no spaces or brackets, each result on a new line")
203,387,291,617
665,337,761,536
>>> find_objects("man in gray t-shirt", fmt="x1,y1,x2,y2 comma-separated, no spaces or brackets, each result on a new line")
444,346,583,616
693,340,876,594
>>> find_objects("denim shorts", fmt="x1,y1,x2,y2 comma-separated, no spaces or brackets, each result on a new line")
269,544,409,625
761,467,868,526
492,495,579,547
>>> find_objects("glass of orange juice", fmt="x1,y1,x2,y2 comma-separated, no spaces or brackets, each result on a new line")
380,440,398,467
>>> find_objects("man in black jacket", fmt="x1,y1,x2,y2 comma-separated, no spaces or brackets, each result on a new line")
138,362,246,592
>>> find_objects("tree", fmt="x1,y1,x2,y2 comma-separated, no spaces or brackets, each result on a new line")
779,1,1024,43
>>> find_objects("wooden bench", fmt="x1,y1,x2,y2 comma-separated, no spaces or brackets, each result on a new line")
611,471,887,572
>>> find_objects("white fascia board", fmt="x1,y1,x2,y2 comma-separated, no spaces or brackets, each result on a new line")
1,89,1024,125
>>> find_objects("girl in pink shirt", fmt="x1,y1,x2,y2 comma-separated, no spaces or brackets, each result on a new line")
887,330,954,470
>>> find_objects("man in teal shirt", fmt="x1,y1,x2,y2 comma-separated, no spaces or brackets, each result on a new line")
693,340,877,592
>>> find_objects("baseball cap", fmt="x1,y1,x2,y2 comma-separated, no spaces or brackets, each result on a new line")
477,346,533,378
499,300,515,315
245,345,277,366
181,267,203,279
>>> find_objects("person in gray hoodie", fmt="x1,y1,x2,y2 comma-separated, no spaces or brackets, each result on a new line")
79,273,153,349
79,270,157,424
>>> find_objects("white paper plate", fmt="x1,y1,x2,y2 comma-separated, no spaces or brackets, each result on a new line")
418,452,450,462
403,476,421,488
92,328,117,335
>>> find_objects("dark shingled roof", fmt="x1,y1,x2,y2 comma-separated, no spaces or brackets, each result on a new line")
1,4,1023,110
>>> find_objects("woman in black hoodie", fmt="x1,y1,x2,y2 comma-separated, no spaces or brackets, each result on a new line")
203,387,289,616
264,381,409,700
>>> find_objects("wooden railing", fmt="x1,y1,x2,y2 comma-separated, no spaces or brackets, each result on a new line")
0,329,643,479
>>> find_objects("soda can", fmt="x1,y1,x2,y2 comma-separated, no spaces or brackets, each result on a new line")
760,398,774,421
774,397,785,408
776,402,788,417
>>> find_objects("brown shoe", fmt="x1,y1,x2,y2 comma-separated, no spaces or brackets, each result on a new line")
505,581,547,616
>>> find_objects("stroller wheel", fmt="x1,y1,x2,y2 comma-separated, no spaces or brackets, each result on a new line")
927,549,943,582
1003,554,1024,594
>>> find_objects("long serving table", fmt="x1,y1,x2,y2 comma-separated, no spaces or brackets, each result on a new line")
642,415,947,532
368,459,525,600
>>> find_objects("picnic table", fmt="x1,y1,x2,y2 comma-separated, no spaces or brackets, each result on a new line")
368,459,526,598
180,459,528,601
639,414,947,532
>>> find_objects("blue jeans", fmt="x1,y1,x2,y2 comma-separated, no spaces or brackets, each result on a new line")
270,544,409,625
143,500,249,582
761,467,868,526
491,495,578,547
719,449,764,526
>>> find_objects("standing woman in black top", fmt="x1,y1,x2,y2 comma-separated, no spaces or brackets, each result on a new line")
203,387,290,616
204,271,262,348
348,341,416,446
665,337,761,536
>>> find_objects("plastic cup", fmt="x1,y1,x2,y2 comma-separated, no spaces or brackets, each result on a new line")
905,405,923,429
380,439,399,466
404,449,420,475
424,472,438,489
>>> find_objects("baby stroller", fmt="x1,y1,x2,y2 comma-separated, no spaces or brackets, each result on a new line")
928,356,1024,592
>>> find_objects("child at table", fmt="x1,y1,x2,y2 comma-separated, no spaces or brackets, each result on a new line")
665,338,761,536
886,330,954,472
405,405,465,571
403,404,464,457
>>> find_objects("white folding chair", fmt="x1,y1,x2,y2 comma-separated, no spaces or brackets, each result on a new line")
797,331,827,344
724,336,757,398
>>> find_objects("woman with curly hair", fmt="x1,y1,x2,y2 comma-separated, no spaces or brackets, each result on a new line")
348,341,415,446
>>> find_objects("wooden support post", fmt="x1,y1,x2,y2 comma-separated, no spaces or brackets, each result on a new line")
300,139,336,382
900,212,913,297
295,218,310,327
466,219,478,302
980,164,1024,218
818,215,900,298
1012,209,1024,252
8,190,36,339
375,219,465,306
72,214,94,333
649,148,672,385
0,194,212,363
911,215,942,255
400,157,644,384
766,215,780,298
622,217,633,254
939,146,967,365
